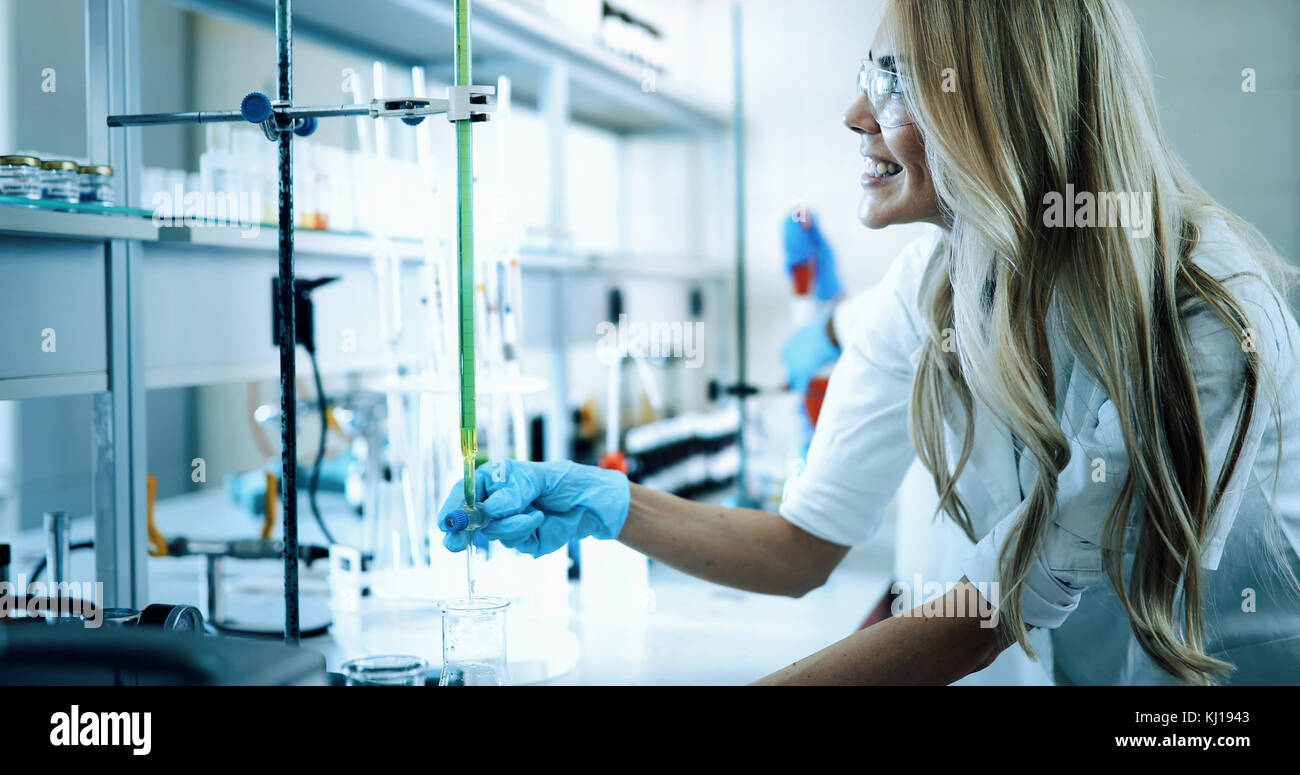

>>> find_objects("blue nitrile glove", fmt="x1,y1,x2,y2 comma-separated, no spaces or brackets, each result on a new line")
437,459,631,558
781,308,840,394
784,212,842,301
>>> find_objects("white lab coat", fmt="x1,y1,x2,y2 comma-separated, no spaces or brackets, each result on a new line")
784,225,1300,684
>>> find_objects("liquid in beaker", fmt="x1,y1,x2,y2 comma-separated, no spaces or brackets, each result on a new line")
438,596,510,686
341,655,429,686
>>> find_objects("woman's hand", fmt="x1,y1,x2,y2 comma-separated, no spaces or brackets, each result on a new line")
437,459,631,557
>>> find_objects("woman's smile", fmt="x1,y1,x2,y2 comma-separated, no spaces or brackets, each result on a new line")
861,153,903,187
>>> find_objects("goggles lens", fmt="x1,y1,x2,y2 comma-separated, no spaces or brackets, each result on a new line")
858,62,913,128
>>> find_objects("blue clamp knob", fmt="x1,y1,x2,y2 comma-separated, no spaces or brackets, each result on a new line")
444,509,469,533
241,92,273,124
294,116,318,137
401,116,426,126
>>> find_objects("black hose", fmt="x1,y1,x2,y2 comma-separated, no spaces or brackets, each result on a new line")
28,540,96,585
307,348,338,545
207,620,331,639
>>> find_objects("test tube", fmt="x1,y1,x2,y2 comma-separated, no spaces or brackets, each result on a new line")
44,511,69,585
438,596,510,686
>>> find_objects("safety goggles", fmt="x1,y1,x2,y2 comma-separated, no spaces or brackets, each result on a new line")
857,61,914,128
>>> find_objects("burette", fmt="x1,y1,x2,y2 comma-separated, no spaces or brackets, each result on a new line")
456,0,478,517
442,0,489,595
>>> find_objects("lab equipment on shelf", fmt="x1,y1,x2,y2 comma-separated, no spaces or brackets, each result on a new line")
43,511,70,587
624,406,742,498
39,159,80,203
77,164,114,205
0,155,42,199
438,596,510,686
598,2,670,74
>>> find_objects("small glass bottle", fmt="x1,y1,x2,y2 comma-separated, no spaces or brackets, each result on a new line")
78,164,115,205
40,159,81,203
438,596,511,686
0,155,42,199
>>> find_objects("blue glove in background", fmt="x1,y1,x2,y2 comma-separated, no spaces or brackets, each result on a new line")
438,459,631,558
784,212,842,301
781,308,840,394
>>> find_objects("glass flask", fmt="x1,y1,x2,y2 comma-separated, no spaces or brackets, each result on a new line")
438,596,511,686
341,655,429,686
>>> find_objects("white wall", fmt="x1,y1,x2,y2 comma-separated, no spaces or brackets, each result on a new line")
7,0,86,159
0,0,16,153
1128,0,1300,263
732,0,931,384
724,0,1300,384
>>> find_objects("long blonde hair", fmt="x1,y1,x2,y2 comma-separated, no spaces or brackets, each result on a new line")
891,0,1295,683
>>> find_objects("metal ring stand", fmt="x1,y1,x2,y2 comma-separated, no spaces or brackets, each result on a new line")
106,0,494,644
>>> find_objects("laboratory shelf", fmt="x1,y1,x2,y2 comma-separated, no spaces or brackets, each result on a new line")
0,199,159,242
150,221,732,280
0,373,109,402
162,0,729,134
0,232,112,395
371,373,549,396
157,221,429,259
518,247,733,281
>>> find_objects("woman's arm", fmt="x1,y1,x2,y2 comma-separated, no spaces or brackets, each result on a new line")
618,483,850,598
753,581,1010,685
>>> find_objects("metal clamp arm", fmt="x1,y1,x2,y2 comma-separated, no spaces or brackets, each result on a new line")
108,86,496,134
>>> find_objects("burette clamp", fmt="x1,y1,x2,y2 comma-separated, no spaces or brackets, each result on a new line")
242,93,320,141
368,85,494,126
107,86,495,134
445,84,496,123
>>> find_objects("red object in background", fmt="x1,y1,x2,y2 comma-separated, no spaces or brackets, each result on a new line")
858,584,899,630
804,376,829,427
599,449,629,474
791,261,815,296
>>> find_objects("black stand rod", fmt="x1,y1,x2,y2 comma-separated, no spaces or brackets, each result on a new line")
274,0,300,645
731,2,750,503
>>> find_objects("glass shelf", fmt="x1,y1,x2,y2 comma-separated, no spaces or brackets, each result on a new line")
0,194,156,220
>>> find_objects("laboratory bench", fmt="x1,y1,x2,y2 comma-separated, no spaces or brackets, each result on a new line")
4,486,893,685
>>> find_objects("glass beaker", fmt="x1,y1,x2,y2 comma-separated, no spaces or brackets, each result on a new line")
438,597,511,686
341,655,429,686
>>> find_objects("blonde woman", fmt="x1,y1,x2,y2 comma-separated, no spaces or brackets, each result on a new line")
439,0,1300,685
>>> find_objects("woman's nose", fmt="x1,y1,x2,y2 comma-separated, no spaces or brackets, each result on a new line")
843,94,880,135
